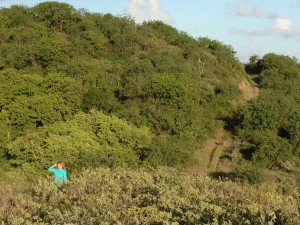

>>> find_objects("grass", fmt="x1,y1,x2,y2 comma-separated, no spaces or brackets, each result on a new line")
208,145,223,172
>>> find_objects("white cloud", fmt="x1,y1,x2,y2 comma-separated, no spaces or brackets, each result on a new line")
230,18,298,39
125,0,171,24
125,0,146,23
227,0,263,18
227,1,299,39
273,18,291,31
269,18,297,38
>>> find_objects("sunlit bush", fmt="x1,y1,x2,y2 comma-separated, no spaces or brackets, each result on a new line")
0,167,298,224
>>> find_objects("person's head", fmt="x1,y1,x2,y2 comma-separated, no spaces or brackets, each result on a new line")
55,161,65,170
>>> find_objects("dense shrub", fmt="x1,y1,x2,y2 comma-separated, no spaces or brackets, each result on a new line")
0,167,298,224
236,54,300,171
231,160,265,184
6,110,152,176
0,2,246,174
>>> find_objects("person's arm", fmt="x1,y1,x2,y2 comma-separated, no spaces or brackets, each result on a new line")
48,165,56,173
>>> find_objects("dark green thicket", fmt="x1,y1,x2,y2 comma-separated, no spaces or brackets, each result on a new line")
238,53,300,172
0,2,245,172
0,2,299,178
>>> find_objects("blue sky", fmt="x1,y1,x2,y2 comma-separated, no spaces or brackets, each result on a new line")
1,0,300,63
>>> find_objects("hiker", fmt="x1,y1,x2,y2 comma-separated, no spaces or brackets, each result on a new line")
48,161,68,185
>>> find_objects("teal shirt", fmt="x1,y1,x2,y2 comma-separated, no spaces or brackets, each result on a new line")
48,165,68,184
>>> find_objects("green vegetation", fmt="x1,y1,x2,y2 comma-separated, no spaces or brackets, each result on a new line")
0,2,299,224
237,53,300,172
0,2,244,171
1,167,299,224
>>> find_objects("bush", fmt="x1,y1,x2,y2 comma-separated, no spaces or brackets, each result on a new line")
232,161,265,184
5,110,152,176
0,167,298,224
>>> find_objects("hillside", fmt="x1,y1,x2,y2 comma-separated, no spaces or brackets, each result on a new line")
186,77,260,175
0,2,247,173
0,2,299,224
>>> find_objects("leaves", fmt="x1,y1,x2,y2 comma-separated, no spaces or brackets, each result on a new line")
0,2,299,182
0,167,298,224
6,110,152,173
32,1,81,32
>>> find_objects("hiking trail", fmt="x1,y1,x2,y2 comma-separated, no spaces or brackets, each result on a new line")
185,77,259,175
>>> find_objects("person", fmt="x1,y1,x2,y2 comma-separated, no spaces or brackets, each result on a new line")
48,161,68,185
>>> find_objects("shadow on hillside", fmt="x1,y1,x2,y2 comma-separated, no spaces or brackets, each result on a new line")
221,116,237,134
209,171,234,180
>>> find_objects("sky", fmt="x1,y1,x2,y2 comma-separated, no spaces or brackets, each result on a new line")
1,0,300,63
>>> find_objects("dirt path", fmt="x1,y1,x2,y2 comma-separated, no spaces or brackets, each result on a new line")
185,129,223,174
239,79,259,102
185,77,259,175
185,128,232,175
207,132,232,172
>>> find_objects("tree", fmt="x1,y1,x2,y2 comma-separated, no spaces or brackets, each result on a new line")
0,70,83,142
140,20,179,44
32,1,81,32
236,98,278,131
245,55,261,74
33,37,69,68
198,37,239,67
6,110,153,174
4,5,31,28
93,14,140,54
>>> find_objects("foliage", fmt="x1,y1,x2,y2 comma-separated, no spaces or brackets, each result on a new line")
0,2,299,224
32,1,81,32
6,110,152,175
231,160,265,184
245,55,261,74
0,167,298,224
236,98,278,131
198,37,241,69
236,53,300,170
0,70,82,142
